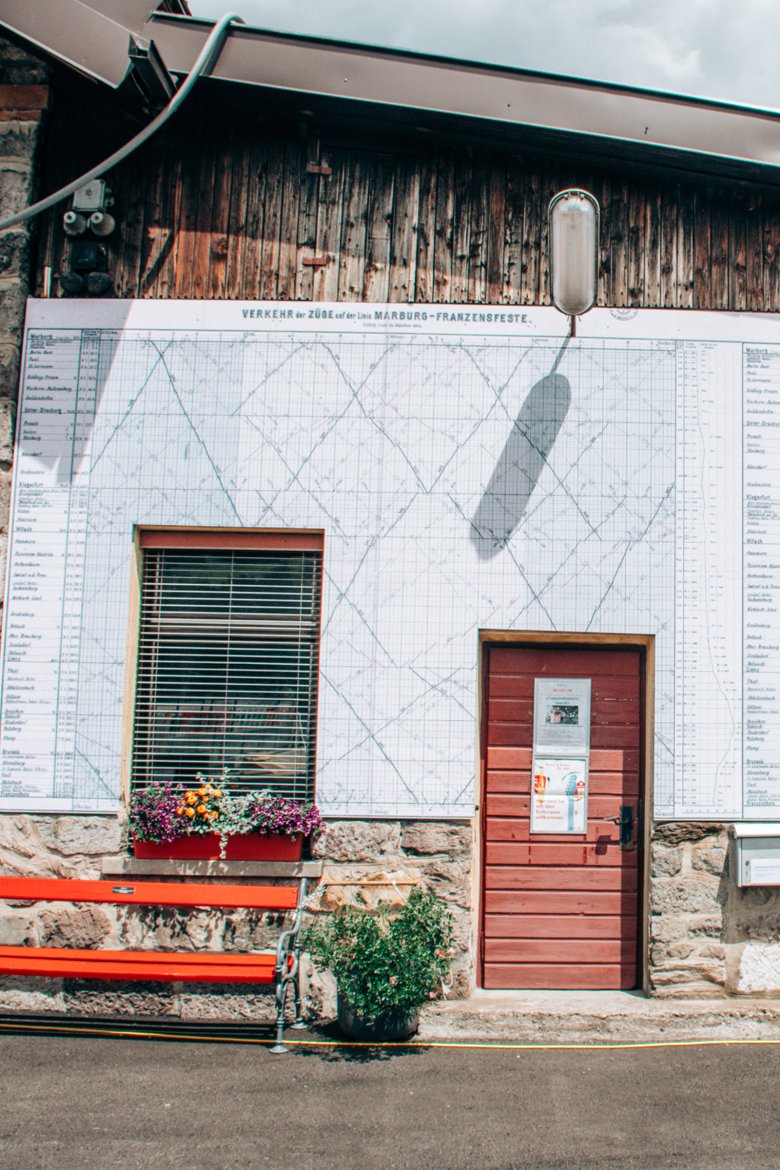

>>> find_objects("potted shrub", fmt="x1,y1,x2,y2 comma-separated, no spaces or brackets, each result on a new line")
305,886,455,1041
129,775,323,860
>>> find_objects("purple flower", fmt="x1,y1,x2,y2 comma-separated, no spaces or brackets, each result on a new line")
128,781,189,843
243,794,323,838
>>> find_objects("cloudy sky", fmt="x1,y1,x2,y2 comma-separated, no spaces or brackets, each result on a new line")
188,0,780,110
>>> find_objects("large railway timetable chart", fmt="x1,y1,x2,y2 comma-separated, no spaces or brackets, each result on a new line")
2,300,780,820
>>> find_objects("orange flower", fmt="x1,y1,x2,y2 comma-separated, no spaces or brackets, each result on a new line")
209,810,219,820
185,792,197,805
213,790,222,799
176,806,185,815
196,804,207,815
184,807,195,818
197,787,207,797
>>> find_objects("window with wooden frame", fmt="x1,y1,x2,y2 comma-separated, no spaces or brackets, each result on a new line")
130,530,323,800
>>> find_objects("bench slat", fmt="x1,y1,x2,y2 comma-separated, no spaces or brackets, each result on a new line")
0,876,299,911
0,946,277,983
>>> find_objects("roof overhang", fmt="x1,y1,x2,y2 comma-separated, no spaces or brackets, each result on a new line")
0,1,166,88
4,6,780,183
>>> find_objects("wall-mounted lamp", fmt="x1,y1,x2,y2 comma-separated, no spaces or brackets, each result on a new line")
548,189,600,335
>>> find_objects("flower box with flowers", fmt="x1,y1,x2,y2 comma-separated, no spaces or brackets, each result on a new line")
128,776,323,861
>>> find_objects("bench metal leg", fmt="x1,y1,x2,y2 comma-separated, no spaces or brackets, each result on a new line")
270,977,289,1054
269,878,308,1053
290,924,306,1028
291,977,306,1029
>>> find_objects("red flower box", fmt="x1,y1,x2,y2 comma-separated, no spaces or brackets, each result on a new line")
133,833,304,861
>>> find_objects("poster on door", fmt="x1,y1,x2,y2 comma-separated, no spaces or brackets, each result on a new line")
530,757,589,834
533,678,591,754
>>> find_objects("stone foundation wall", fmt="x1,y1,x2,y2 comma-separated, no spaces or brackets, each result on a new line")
0,813,474,1021
650,823,780,997
4,812,780,1018
649,823,730,997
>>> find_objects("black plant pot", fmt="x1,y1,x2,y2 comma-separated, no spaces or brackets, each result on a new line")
336,993,420,1042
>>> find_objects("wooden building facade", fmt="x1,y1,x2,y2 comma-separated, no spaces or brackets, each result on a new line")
33,77,780,314
4,14,780,1014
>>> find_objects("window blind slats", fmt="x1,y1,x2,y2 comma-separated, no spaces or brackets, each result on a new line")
131,547,321,800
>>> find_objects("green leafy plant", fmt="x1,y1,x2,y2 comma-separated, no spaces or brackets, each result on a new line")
305,886,455,1023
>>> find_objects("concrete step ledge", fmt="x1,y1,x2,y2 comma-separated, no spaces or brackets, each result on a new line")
418,990,780,1044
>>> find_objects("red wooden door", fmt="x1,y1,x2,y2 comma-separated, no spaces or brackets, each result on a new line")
481,644,643,990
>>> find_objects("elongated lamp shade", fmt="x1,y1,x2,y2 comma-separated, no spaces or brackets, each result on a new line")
548,189,600,317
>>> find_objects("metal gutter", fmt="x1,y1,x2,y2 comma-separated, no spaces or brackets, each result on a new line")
140,13,780,177
4,6,780,177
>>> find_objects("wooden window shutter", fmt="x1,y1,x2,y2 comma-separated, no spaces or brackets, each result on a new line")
131,532,323,800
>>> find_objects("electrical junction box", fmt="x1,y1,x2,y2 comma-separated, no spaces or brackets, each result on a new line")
732,824,780,886
72,181,107,213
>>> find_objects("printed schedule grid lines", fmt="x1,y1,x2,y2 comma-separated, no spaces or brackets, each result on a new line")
1,302,778,821
674,341,743,820
742,343,780,817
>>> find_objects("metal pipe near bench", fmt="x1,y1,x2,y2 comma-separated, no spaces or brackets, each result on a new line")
0,875,309,1053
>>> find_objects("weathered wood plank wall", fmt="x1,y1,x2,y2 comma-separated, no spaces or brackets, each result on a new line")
34,95,780,311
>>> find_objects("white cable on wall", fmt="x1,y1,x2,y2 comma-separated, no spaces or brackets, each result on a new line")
0,12,244,232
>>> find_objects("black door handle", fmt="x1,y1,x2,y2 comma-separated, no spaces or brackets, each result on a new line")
603,805,635,850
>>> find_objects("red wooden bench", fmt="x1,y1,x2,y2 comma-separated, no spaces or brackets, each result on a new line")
0,875,309,1052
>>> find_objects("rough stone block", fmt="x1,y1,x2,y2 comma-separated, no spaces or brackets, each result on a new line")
401,821,471,856
301,956,337,1019
38,904,112,949
179,985,276,1022
308,864,422,911
0,905,35,945
447,906,473,950
117,905,224,954
649,978,725,999
0,979,64,1013
0,346,21,397
698,942,726,961
0,166,31,221
735,942,780,994
0,814,64,873
312,820,402,862
0,395,13,461
651,845,683,878
416,859,471,909
648,915,687,945
651,940,694,963
688,915,724,938
54,815,123,856
222,911,289,954
735,885,779,911
653,823,726,846
0,230,29,277
0,468,10,523
0,280,29,331
0,120,42,157
0,41,48,84
651,944,728,993
650,872,724,916
63,981,179,1016
691,842,729,877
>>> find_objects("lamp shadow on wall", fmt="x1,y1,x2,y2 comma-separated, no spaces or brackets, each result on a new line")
471,344,572,560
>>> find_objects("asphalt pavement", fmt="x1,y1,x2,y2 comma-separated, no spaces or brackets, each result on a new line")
0,1024,778,1170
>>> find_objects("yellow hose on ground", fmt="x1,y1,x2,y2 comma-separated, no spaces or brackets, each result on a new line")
0,1019,779,1050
